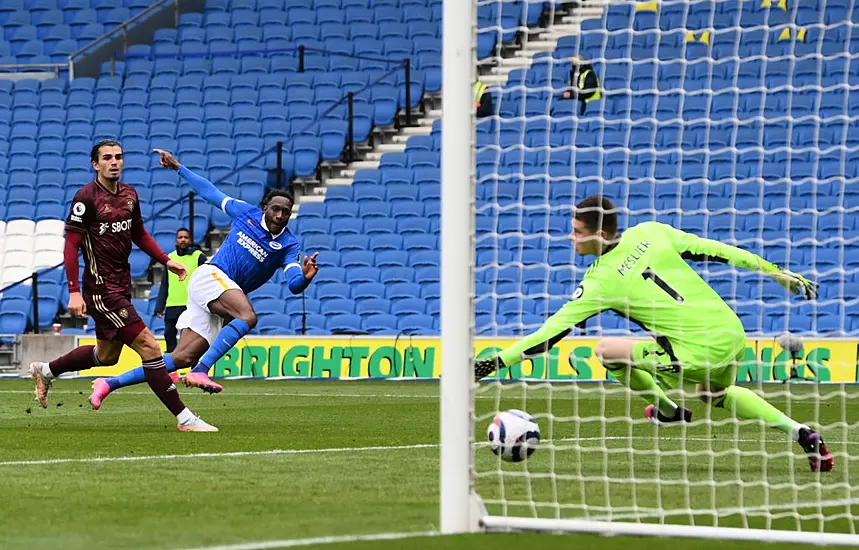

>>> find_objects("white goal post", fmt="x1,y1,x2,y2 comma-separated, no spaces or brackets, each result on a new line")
439,0,478,535
440,0,859,544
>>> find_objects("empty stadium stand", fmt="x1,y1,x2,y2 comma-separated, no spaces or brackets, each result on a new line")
2,0,856,339
290,0,859,336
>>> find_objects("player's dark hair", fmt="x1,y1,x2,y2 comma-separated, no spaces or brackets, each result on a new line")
574,195,618,235
262,188,295,207
90,139,122,163
176,227,190,235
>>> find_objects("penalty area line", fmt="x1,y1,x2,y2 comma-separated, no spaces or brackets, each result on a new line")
169,530,439,550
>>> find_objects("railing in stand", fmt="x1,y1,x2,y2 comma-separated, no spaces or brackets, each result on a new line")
118,46,416,171
67,0,179,80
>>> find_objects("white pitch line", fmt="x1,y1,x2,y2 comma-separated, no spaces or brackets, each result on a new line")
2,436,858,468
170,530,438,550
0,443,436,467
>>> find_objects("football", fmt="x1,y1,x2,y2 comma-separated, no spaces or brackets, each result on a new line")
487,409,540,463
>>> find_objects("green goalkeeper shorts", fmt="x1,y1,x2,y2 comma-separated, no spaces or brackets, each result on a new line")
632,337,746,389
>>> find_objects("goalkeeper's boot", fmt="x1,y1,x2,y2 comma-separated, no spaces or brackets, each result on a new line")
474,357,506,382
644,404,692,425
89,378,112,410
182,372,223,394
28,362,53,409
177,415,219,432
797,427,834,473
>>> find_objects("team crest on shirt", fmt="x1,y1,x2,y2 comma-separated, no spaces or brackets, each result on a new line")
270,242,282,250
119,308,128,319
126,199,134,211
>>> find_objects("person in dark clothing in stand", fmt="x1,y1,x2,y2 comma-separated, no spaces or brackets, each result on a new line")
561,55,601,115
474,81,495,118
154,228,207,353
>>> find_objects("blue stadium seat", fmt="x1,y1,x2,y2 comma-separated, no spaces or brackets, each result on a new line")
0,311,27,334
352,282,385,301
257,314,293,335
327,313,363,333
361,313,397,334
345,267,380,285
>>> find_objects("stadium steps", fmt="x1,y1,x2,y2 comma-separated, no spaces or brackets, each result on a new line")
375,143,409,154
337,108,441,180
536,0,614,42
481,1,585,86
400,124,434,138
288,84,442,200
306,94,442,188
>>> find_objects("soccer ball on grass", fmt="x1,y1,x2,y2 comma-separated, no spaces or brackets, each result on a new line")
487,409,540,462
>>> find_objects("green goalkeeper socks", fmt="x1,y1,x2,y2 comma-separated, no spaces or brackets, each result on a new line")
720,385,800,435
614,367,678,416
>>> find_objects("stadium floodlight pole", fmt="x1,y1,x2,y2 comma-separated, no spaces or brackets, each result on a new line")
440,0,476,535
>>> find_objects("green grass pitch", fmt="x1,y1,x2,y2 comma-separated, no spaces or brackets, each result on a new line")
0,379,856,550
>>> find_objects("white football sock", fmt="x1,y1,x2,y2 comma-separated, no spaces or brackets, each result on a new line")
177,408,195,424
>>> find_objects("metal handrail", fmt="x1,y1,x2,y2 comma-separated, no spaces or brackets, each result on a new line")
197,60,409,190
118,46,408,65
66,0,177,79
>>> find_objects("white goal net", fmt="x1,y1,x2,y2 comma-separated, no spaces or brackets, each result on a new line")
442,0,859,543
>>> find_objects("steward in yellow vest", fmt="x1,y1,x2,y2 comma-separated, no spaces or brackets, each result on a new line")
562,56,601,115
474,81,494,118
155,227,207,352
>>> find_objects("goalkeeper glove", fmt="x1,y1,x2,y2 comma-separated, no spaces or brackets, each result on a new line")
474,357,506,382
770,268,819,300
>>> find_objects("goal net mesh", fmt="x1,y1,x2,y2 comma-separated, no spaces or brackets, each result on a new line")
470,0,859,536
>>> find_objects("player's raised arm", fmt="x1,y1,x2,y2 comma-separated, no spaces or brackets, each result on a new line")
282,246,319,295
154,148,256,220
153,148,231,207
474,280,605,381
657,222,818,299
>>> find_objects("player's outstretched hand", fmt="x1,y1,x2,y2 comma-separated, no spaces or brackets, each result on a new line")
152,149,180,171
68,292,86,317
166,259,189,282
302,252,319,280
771,268,819,299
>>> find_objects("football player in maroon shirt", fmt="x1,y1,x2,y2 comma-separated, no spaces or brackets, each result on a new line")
29,140,217,431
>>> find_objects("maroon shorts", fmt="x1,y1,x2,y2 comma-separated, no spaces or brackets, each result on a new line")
85,292,145,345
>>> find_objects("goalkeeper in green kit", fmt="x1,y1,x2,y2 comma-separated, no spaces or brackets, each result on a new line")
476,195,834,473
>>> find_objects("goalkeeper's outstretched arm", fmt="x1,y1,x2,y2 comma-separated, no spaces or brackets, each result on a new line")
475,283,604,381
659,223,818,299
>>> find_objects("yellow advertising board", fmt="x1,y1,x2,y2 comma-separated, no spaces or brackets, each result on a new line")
76,336,859,383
